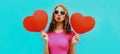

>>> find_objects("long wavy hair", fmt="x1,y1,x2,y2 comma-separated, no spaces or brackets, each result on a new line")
48,5,71,34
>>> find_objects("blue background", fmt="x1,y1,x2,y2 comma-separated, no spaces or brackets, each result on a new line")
0,0,120,54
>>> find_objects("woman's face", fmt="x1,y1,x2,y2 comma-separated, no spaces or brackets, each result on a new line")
54,7,66,23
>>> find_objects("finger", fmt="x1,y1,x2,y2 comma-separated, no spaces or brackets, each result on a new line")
76,34,80,37
75,35,79,37
76,38,79,41
77,38,79,41
41,34,45,38
42,32,46,35
75,38,79,41
75,36,78,41
44,32,47,35
41,30,46,34
75,36,80,41
75,35,79,38
43,35,45,37
75,34,79,37
75,36,77,39
41,35,46,39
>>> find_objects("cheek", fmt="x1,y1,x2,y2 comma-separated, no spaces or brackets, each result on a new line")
54,15,57,20
61,15,65,20
54,14,57,18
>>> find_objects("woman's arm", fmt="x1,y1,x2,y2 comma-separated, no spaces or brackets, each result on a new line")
41,31,49,54
69,44,76,54
44,41,49,54
69,34,80,54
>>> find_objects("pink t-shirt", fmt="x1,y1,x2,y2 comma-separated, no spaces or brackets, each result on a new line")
46,31,75,54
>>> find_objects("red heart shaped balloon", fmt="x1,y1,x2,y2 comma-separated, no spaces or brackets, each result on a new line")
70,13,95,34
23,10,48,32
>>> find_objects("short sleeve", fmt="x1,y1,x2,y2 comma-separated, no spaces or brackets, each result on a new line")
46,30,50,34
68,31,75,43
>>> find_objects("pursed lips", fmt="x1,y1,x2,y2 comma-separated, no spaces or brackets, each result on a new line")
57,17,60,20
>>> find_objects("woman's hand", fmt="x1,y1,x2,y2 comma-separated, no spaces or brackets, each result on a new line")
41,30,49,42
71,34,80,46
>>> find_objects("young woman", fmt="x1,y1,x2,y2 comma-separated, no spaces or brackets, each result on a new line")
41,5,80,54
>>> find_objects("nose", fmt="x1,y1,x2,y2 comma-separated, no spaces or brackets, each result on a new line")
58,14,61,16
58,12,61,16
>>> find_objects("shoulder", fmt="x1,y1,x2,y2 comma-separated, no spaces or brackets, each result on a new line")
45,30,49,34
68,31,75,43
45,30,52,34
67,31,75,38
45,30,53,35
70,30,75,36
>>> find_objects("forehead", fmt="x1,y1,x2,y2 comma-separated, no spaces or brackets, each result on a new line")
56,6,64,11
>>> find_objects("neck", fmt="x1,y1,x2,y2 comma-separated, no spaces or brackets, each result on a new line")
55,22,63,32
